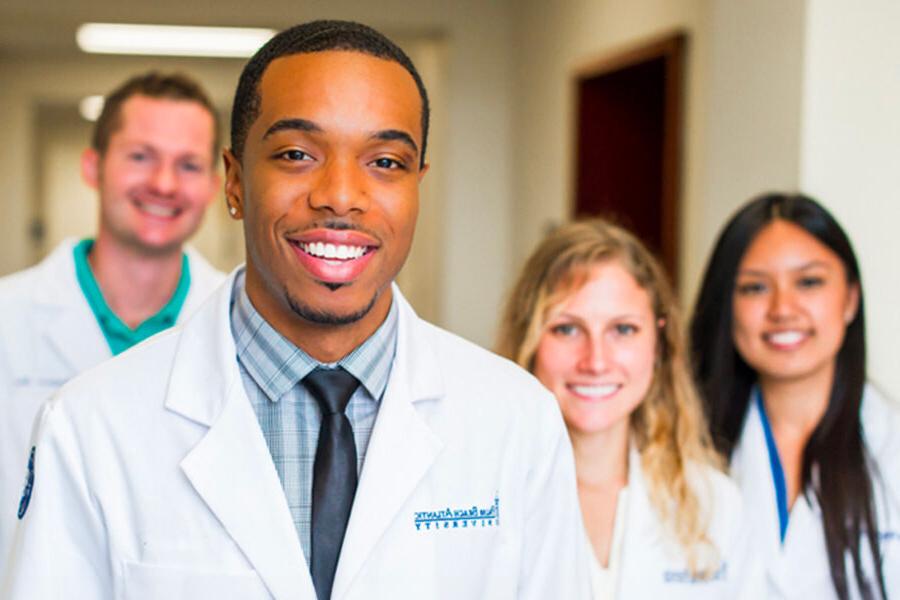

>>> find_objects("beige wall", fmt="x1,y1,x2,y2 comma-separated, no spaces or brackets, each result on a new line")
799,0,900,399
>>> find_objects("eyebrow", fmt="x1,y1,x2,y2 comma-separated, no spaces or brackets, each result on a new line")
552,311,646,323
261,120,419,156
262,118,322,139
738,260,833,277
371,129,419,156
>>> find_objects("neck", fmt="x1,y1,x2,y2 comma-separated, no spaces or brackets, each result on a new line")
759,362,835,441
89,232,184,328
569,420,630,490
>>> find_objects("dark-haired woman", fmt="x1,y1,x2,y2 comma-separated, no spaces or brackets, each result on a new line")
691,192,899,599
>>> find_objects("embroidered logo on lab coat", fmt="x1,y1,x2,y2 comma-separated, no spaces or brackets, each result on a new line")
414,494,500,531
879,531,900,543
663,562,727,584
17,446,35,519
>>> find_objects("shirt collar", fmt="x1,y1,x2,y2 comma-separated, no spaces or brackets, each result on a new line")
230,268,398,404
73,237,191,355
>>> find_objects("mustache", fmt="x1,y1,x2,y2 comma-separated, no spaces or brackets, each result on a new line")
286,219,380,241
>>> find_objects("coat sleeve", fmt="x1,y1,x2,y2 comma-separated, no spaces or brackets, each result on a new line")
0,398,114,599
516,388,593,600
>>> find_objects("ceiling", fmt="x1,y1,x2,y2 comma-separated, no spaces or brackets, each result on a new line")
0,0,449,57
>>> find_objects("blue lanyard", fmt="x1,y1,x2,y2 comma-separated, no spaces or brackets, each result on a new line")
756,389,790,543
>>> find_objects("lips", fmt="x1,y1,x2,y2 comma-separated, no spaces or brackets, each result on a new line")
763,329,811,350
567,383,621,400
133,198,183,219
288,228,379,285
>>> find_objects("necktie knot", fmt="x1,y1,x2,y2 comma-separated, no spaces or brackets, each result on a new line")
304,367,359,416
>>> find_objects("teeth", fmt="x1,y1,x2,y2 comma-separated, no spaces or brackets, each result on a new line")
300,242,366,260
570,384,620,399
137,201,178,218
768,331,806,345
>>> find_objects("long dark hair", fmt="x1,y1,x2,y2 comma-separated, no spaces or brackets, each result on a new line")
690,192,886,600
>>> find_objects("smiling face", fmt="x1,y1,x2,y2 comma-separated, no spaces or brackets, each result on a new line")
732,219,859,387
224,50,426,354
82,95,218,256
533,260,658,438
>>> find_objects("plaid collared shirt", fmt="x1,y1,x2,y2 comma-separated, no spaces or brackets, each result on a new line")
230,270,398,567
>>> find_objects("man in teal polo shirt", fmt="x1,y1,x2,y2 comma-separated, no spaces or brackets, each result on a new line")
0,71,225,565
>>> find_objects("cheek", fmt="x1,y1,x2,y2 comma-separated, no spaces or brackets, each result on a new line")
532,337,573,392
381,191,419,238
811,296,850,346
731,299,763,345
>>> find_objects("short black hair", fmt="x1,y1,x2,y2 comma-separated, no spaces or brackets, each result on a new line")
93,71,219,160
230,20,430,168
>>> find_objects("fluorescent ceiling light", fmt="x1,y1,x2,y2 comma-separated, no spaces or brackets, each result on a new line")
79,95,105,121
76,23,276,58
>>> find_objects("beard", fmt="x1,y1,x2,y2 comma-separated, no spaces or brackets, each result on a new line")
285,286,379,326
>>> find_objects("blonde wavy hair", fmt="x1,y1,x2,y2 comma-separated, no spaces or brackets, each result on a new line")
497,219,722,574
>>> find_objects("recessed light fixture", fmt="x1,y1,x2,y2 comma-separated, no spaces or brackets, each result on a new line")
76,23,276,58
79,95,105,122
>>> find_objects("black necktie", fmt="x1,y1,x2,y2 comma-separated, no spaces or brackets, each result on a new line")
304,367,360,600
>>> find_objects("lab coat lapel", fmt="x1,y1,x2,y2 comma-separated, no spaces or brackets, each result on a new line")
732,400,788,596
331,290,444,600
167,272,316,600
33,241,109,376
618,447,657,596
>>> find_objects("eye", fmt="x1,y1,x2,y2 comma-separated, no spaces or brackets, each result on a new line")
550,323,579,337
128,151,148,162
276,149,313,162
178,161,204,173
613,323,638,336
797,275,825,289
370,157,406,170
735,281,767,295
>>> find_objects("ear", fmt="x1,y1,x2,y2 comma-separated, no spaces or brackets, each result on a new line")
222,148,244,220
417,161,430,183
844,282,861,325
80,148,100,190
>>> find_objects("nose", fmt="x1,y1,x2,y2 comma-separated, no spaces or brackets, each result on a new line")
576,335,610,375
150,162,177,196
308,157,368,215
767,284,797,322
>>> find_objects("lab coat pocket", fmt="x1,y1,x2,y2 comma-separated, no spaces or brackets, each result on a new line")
122,561,272,599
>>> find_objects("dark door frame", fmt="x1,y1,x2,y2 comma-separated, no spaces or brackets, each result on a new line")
570,31,686,284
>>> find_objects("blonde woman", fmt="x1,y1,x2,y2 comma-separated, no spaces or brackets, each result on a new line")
497,220,762,598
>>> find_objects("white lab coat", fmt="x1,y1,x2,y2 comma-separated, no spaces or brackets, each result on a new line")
591,447,763,599
731,386,900,598
0,239,224,568
1,273,591,600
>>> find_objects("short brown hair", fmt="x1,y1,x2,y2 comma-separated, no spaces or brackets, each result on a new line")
92,71,220,161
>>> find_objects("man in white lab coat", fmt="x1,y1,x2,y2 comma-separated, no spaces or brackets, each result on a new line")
2,20,590,600
0,72,225,566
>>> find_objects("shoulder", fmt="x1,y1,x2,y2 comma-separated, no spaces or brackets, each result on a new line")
407,315,565,451
47,326,183,423
0,241,75,301
419,318,556,406
185,248,227,290
683,461,746,550
862,384,900,463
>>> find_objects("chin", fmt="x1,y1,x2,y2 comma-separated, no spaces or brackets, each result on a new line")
286,289,379,327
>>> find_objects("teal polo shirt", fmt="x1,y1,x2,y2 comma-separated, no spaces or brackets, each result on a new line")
73,239,191,356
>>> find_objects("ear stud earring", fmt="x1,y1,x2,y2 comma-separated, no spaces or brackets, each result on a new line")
229,205,238,217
